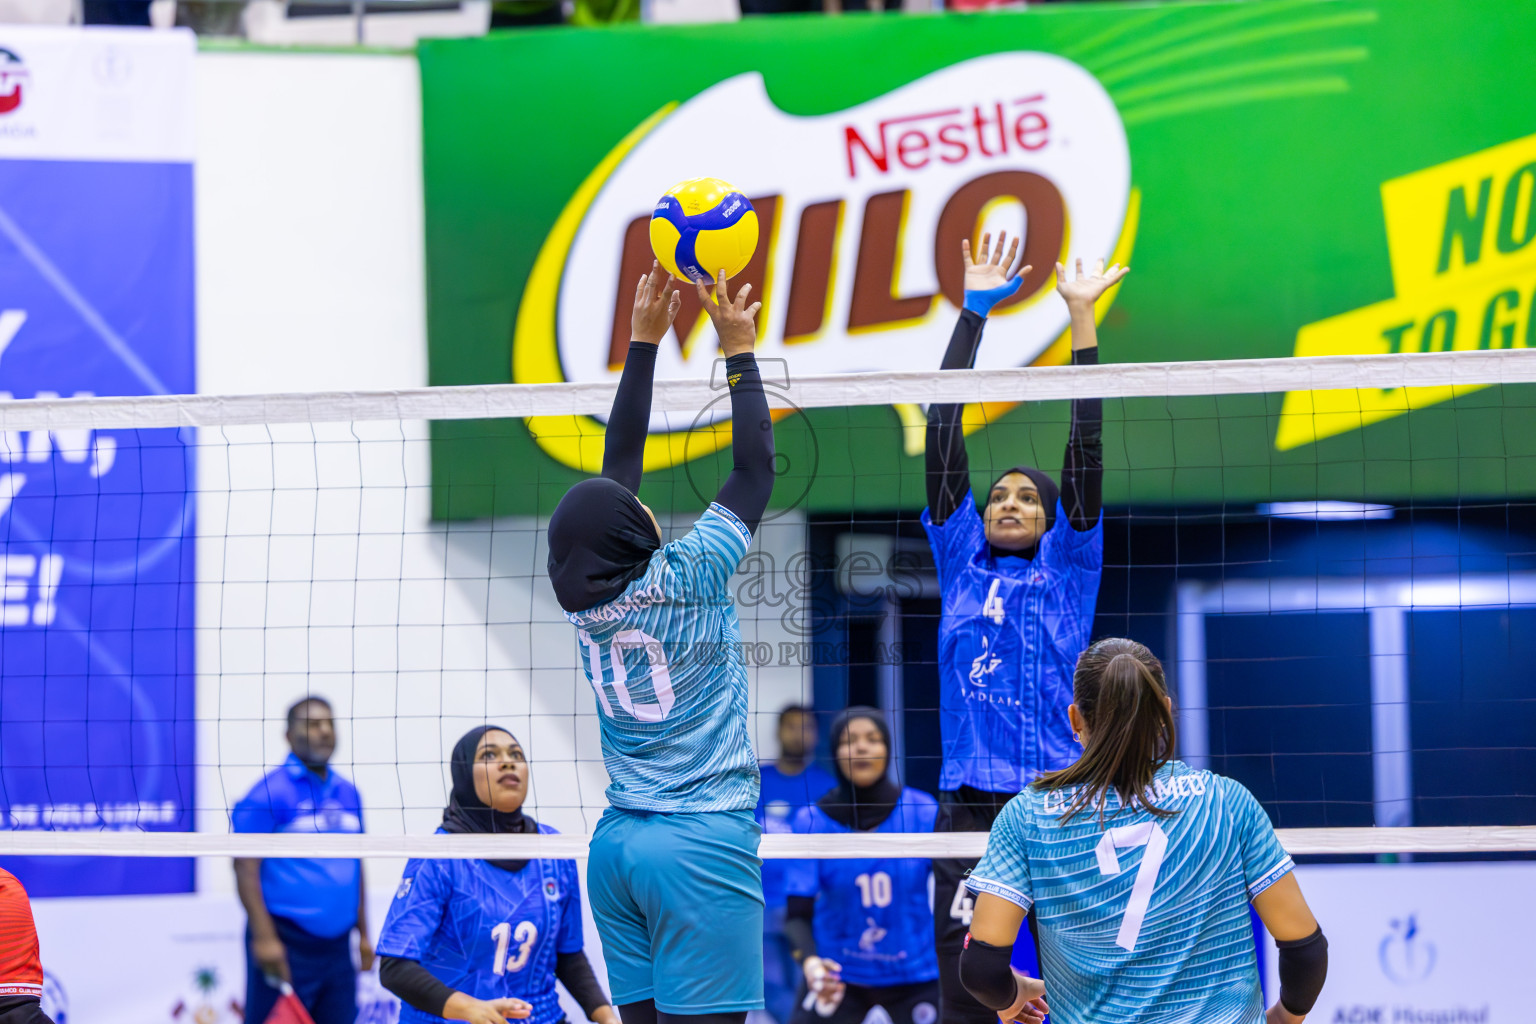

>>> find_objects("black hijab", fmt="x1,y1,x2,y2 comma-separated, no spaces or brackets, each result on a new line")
547,477,661,613
984,465,1060,560
441,725,538,872
818,707,903,831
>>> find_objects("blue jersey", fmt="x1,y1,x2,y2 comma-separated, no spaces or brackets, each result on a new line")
784,790,940,987
922,498,1102,792
377,825,585,1024
567,503,758,813
757,762,838,912
966,761,1293,1024
230,754,364,939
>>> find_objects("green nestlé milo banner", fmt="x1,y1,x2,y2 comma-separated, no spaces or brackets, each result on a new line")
420,0,1536,519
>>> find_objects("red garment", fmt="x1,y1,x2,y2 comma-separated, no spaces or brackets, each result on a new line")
0,869,43,1000
263,990,317,1024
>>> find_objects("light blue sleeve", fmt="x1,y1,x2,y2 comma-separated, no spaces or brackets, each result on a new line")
375,858,452,961
966,797,1034,911
1225,778,1294,899
664,503,752,599
556,860,585,954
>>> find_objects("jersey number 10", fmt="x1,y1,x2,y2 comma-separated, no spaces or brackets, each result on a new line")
578,628,675,722
854,871,893,908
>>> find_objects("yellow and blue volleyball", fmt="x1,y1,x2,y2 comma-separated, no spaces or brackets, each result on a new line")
649,177,759,285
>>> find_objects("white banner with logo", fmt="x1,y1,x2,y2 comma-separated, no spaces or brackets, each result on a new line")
0,25,195,162
1265,863,1534,1024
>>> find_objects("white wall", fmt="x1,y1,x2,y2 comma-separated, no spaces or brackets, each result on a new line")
189,51,811,899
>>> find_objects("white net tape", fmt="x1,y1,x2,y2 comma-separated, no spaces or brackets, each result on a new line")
2,826,1534,859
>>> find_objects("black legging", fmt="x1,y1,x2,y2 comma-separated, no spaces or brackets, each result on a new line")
618,999,746,1024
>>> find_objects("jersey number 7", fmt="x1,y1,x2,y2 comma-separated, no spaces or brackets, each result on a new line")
1094,822,1169,952
578,628,676,722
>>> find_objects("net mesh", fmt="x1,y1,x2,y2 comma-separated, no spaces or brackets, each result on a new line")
1,349,1534,877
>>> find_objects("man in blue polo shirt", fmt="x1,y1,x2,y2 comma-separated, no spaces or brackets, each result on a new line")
233,696,372,1024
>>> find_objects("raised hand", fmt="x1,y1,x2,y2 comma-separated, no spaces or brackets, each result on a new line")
1055,257,1129,311
631,260,682,345
696,267,762,358
964,232,1030,292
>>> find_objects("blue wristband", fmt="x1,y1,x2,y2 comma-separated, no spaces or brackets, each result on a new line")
963,276,1025,317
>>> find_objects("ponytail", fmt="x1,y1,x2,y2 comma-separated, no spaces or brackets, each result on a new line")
1033,638,1177,822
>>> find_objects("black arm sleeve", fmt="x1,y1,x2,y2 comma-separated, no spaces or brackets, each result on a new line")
958,935,1018,1011
555,950,610,1017
712,353,775,534
1276,927,1328,1016
601,342,659,493
925,310,986,524
379,956,457,1019
1060,346,1102,531
784,895,817,964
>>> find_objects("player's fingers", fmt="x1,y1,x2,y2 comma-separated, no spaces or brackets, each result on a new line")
636,273,648,306
1015,264,1033,283
745,301,762,320
1095,257,1106,276
1005,236,1021,277
695,277,719,315
666,290,682,320
735,282,753,308
717,268,732,305
1055,261,1067,284
979,231,991,262
1075,256,1084,279
992,231,1007,265
660,272,676,304
646,259,664,300
962,237,974,267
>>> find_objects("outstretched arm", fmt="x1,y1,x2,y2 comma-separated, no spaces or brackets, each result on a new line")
697,269,774,533
1055,258,1128,532
602,262,681,493
926,233,1030,524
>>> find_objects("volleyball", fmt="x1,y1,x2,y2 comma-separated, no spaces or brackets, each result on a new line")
649,177,759,285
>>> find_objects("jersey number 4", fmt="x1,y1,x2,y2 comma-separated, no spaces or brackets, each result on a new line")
982,579,1006,625
577,628,675,722
1094,822,1169,951
491,921,538,975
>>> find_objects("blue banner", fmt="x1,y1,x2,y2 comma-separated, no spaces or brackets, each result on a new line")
0,157,196,896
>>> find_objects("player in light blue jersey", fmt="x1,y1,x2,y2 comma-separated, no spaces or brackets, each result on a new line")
377,727,616,1024
546,262,776,1024
923,235,1129,1024
960,639,1329,1024
782,709,939,1024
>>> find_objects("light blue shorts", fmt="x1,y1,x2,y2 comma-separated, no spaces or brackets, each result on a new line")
587,807,764,1014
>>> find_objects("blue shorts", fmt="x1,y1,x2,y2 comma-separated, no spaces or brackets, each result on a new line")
587,807,764,1014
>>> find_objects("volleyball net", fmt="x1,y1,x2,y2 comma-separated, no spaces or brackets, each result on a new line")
1,346,1534,868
